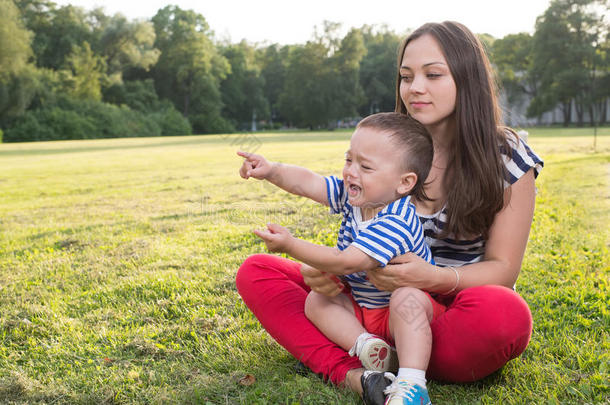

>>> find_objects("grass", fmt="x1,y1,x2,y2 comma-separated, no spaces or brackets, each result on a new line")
0,127,608,404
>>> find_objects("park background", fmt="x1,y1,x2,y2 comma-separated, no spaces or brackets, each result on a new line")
0,0,609,141
0,0,608,404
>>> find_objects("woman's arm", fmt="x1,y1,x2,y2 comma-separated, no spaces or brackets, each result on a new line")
368,169,537,293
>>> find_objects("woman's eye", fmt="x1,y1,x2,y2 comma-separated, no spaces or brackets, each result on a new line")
427,73,441,79
400,76,412,82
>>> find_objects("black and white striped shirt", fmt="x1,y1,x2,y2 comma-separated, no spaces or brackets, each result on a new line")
420,136,543,267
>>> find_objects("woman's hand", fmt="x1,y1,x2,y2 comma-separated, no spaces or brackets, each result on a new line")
300,263,344,297
367,252,437,292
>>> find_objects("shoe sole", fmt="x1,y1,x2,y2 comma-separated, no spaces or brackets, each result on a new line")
359,339,398,372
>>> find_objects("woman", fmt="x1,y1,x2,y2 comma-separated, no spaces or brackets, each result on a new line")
236,21,543,404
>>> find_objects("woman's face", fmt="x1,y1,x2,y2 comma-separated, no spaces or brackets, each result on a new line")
399,34,457,131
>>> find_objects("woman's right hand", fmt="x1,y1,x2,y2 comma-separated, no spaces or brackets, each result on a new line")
237,150,274,180
300,263,344,297
367,252,438,292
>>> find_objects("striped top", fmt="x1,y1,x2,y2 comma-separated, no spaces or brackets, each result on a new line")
421,135,544,267
325,175,434,308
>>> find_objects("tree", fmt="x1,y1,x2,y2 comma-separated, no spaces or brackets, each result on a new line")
96,14,160,83
0,66,40,127
0,0,37,126
258,44,289,124
279,23,366,128
492,33,539,105
220,41,269,129
328,28,366,120
17,1,93,70
529,0,608,126
103,79,160,112
358,25,401,115
477,33,496,56
152,5,231,133
0,0,33,77
63,41,106,101
592,34,610,123
278,42,328,128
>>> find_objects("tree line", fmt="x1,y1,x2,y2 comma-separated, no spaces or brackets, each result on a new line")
0,0,608,142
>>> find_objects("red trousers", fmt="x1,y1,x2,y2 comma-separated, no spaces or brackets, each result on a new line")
236,254,532,385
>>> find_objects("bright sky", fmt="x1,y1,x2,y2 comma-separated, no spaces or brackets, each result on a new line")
52,0,553,44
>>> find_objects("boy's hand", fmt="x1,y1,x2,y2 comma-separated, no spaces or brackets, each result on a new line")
253,223,294,253
301,263,345,297
237,150,274,180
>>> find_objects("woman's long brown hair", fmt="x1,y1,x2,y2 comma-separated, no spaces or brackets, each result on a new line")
395,21,510,240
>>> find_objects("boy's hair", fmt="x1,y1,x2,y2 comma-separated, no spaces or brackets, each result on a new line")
356,112,432,201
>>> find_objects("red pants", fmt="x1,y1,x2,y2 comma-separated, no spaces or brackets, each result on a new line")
236,254,532,385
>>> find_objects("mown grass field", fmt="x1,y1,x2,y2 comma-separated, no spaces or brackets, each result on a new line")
0,127,608,404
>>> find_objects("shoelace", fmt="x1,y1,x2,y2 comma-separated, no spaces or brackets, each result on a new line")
363,370,396,381
348,332,375,357
383,378,416,400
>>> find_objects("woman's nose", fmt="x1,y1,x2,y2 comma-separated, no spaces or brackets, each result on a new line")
409,74,425,94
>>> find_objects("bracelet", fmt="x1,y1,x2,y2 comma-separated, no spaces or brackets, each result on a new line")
441,266,460,295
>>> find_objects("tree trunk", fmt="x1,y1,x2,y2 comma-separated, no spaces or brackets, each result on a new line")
183,92,190,117
597,99,608,124
575,99,584,127
561,101,571,127
182,73,193,117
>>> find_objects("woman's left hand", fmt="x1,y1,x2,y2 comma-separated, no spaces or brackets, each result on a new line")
367,252,436,292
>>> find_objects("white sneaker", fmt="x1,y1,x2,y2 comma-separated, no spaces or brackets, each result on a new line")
384,378,431,405
349,334,398,372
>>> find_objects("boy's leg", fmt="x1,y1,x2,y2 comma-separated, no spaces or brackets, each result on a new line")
388,287,434,370
384,287,436,405
306,291,399,374
305,290,366,351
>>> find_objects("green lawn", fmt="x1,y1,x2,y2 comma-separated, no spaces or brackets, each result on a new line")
0,128,608,404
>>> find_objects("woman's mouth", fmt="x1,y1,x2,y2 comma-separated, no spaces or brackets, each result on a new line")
410,101,431,109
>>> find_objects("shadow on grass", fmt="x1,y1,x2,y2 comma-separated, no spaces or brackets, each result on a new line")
0,133,351,157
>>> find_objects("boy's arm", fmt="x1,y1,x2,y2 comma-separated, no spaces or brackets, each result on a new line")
254,223,379,275
237,151,328,206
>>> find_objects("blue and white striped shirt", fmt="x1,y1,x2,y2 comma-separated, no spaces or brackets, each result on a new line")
325,175,434,309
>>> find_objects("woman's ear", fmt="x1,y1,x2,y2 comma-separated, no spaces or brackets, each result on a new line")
397,172,417,195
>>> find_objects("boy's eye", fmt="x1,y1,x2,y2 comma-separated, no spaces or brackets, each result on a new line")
361,165,372,170
345,158,352,163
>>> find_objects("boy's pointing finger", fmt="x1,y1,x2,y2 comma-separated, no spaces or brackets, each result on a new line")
253,229,271,240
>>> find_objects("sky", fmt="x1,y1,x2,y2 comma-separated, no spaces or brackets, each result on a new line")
52,0,553,44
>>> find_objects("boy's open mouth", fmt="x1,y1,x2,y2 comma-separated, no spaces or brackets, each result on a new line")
348,184,361,197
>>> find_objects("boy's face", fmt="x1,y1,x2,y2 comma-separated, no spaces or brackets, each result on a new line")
342,128,412,210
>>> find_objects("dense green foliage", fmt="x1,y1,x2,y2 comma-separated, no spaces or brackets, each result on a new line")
0,0,32,76
0,0,608,142
0,129,608,403
5,98,157,142
492,0,609,126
